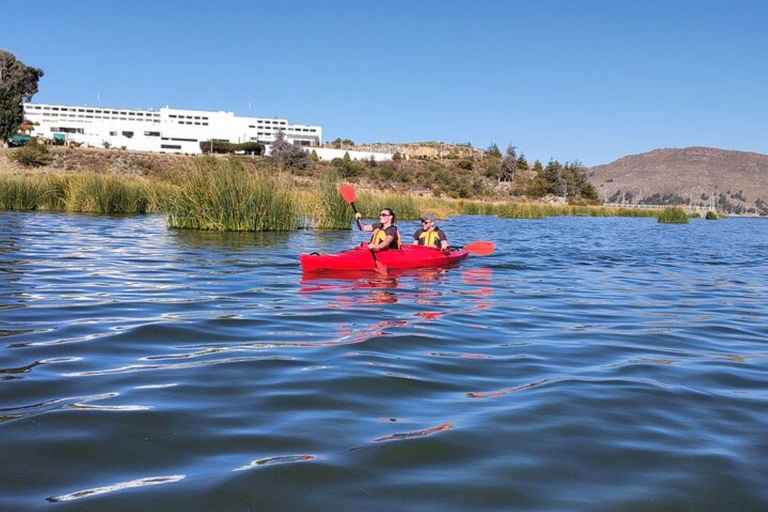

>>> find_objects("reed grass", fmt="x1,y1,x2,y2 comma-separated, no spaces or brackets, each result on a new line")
705,210,720,220
657,206,689,224
357,191,420,220
165,159,296,231
314,173,354,229
1,164,666,231
0,173,161,214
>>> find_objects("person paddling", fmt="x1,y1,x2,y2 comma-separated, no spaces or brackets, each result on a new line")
355,208,402,251
412,213,448,250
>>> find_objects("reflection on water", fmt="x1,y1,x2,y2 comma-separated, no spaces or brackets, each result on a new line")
1,211,767,511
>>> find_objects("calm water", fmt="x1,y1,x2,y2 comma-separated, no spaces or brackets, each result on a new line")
1,212,767,511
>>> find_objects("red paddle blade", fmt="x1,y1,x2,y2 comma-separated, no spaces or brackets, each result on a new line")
338,185,356,204
374,260,389,276
464,241,495,256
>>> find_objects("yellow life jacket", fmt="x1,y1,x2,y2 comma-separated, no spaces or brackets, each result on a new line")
371,226,401,249
417,229,442,247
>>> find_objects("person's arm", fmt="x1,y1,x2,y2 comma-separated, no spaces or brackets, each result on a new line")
438,229,449,250
412,229,422,245
355,212,374,232
369,234,394,251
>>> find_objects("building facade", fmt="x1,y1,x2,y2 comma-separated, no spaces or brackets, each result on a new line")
22,103,322,154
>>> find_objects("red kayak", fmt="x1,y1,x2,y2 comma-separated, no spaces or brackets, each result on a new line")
300,244,469,273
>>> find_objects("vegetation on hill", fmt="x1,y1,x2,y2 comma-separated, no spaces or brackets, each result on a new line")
589,146,768,216
1,149,663,231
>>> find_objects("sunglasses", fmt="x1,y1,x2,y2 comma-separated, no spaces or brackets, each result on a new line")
379,213,391,217
421,220,431,224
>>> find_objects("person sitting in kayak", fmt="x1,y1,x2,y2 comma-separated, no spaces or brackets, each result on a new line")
412,213,448,250
355,208,402,251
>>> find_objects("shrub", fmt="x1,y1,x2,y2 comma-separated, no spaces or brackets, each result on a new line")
456,159,473,170
705,210,720,220
9,142,52,167
658,206,689,224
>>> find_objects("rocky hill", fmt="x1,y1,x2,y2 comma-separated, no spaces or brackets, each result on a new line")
588,147,768,215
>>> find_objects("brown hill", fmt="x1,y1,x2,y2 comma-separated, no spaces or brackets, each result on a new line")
588,147,768,215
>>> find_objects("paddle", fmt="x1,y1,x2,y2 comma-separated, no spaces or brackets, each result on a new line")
463,241,495,256
338,185,388,276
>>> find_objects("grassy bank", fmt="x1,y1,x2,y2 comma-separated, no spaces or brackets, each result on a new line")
0,160,664,230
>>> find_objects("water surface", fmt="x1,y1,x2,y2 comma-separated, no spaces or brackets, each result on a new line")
1,212,767,511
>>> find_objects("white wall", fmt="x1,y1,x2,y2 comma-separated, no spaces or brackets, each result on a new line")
307,147,394,162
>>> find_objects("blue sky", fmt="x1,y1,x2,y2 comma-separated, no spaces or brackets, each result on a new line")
2,0,766,165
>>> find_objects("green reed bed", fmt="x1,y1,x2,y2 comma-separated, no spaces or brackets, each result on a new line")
0,173,163,214
497,202,549,219
65,173,156,214
357,191,420,220
658,206,689,224
166,160,296,231
705,210,720,220
313,174,355,229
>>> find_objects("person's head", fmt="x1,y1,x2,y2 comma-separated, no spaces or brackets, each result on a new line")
420,213,435,230
379,208,396,226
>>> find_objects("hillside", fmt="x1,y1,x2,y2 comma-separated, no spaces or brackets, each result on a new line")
588,147,768,215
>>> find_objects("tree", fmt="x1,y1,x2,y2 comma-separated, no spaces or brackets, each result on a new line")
329,137,354,149
486,143,502,159
0,50,44,145
517,152,528,170
271,130,311,170
540,159,563,195
500,144,517,181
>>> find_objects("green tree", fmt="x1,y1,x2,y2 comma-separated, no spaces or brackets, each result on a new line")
540,159,563,195
329,137,354,149
486,143,502,159
392,151,402,161
532,159,543,173
0,50,44,145
516,152,528,169
500,144,517,181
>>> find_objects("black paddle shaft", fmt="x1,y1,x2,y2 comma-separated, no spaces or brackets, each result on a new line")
350,202,364,231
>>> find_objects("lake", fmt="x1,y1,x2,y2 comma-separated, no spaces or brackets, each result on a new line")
1,212,767,511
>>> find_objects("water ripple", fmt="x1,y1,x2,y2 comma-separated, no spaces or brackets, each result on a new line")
0,213,767,510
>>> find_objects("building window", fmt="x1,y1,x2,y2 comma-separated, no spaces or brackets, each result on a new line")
144,131,160,137
122,131,134,138
110,131,117,136
161,144,182,150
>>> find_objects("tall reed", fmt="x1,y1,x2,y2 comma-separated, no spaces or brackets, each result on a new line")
357,191,420,220
166,159,296,231
657,206,689,224
0,173,158,214
315,173,354,229
65,173,152,214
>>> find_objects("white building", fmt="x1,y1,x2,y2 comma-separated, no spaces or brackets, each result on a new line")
22,103,322,154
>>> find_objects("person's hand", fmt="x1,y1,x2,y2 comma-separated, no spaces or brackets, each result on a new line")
368,243,378,251
355,212,362,220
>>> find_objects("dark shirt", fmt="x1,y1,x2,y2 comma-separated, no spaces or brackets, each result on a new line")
413,226,447,247
372,223,400,249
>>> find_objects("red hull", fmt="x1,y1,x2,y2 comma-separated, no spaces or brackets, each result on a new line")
300,245,469,272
